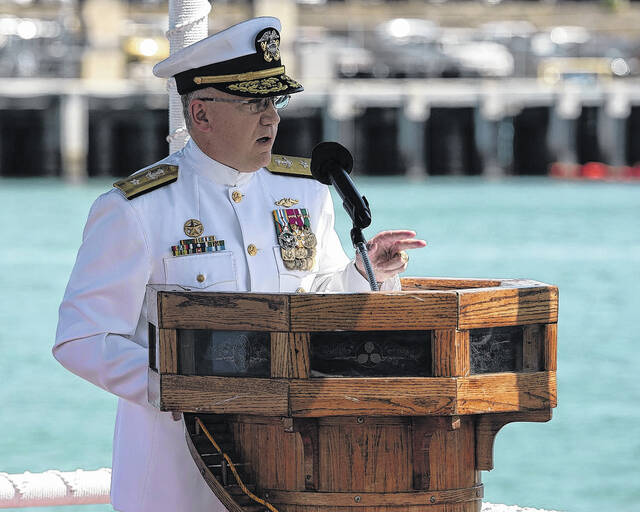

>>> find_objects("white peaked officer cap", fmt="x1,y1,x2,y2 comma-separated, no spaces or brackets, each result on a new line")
153,16,303,97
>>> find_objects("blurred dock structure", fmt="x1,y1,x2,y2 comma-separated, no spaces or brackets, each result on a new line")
2,76,639,179
2,0,640,178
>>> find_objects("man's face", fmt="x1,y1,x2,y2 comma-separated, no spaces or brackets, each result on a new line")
191,89,280,172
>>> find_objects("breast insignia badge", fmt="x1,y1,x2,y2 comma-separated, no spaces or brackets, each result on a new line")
275,198,299,207
183,219,204,237
171,220,225,256
272,208,316,271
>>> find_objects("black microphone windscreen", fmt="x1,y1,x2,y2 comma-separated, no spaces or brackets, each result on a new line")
311,142,354,185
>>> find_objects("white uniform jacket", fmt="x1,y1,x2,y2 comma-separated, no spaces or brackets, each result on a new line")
53,139,398,512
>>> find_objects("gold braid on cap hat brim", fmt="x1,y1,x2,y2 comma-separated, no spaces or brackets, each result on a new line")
228,76,300,95
193,66,286,85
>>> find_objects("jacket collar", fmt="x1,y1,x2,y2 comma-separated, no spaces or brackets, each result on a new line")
184,138,257,187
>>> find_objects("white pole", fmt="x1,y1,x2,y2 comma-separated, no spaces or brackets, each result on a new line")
166,0,211,153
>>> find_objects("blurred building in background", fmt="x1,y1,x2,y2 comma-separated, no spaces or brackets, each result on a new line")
1,0,640,179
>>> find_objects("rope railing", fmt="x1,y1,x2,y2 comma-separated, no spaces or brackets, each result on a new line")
0,468,110,508
0,468,560,511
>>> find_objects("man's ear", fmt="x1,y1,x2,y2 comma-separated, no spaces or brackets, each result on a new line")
190,100,211,132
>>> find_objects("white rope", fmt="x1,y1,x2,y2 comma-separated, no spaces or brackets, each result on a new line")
166,1,211,39
0,469,560,511
0,469,111,508
166,0,210,153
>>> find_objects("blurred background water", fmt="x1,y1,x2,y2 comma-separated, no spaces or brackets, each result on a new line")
0,176,638,512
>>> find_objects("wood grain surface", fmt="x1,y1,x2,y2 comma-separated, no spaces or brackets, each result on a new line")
271,332,310,378
264,486,483,506
230,418,307,490
544,323,558,371
289,378,457,416
456,372,557,414
158,328,178,374
158,375,289,415
522,325,543,372
401,277,502,290
458,285,558,329
290,293,458,332
432,330,470,377
158,291,289,330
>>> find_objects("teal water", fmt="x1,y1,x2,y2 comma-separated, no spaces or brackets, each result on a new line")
1,177,639,512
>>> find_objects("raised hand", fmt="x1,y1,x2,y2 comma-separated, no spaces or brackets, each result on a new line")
355,230,427,282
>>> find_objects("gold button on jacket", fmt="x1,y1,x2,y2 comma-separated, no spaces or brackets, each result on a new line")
247,244,258,256
196,274,205,283
232,190,243,203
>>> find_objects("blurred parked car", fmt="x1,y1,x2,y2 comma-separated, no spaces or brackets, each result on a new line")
533,26,638,82
441,41,514,77
333,18,515,79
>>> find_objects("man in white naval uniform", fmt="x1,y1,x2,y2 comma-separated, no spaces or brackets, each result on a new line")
53,17,426,512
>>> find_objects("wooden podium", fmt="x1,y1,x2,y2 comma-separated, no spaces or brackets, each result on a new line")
147,277,558,512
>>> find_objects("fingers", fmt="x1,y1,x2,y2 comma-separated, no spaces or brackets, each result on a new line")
366,232,426,263
390,239,427,254
368,230,419,245
356,230,427,283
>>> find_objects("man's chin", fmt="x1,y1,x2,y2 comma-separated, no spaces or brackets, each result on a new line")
257,149,273,168
236,152,272,173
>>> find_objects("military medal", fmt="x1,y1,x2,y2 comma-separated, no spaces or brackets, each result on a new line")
272,208,317,271
172,220,225,257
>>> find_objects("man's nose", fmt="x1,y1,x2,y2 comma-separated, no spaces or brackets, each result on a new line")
260,101,280,125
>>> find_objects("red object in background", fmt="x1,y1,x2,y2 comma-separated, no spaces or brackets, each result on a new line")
581,162,608,180
550,161,640,181
550,162,581,179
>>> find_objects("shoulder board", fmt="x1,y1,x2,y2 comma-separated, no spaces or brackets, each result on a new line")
267,155,313,179
113,164,179,200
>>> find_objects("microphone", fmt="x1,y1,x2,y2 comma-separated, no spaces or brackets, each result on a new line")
311,142,371,229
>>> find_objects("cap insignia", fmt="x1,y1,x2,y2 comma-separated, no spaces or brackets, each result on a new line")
256,28,280,63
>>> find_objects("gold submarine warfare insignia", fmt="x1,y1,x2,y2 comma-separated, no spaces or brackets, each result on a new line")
184,219,204,238
275,198,299,207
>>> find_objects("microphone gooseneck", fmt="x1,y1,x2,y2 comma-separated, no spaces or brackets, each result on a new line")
311,142,378,291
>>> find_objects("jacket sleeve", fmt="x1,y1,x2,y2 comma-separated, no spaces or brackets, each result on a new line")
310,187,400,293
53,191,153,407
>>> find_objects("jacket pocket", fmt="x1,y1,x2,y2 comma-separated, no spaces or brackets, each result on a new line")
163,251,237,290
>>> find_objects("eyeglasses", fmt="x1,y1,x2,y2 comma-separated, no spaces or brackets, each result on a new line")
196,94,290,114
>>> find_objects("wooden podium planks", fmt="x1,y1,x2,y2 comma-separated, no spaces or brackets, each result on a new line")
289,292,458,331
147,277,558,512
